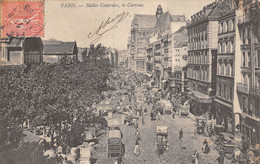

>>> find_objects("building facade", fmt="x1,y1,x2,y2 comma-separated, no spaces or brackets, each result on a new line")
127,14,157,72
187,0,232,116
235,0,260,146
118,50,128,67
171,26,188,94
214,8,236,134
0,37,43,65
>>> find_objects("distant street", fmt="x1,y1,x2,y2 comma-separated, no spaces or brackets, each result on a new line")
91,75,232,164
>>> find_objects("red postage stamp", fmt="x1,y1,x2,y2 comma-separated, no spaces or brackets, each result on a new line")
1,1,44,37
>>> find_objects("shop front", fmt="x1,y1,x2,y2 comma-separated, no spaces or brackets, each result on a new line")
187,91,212,117
241,114,260,146
214,98,234,134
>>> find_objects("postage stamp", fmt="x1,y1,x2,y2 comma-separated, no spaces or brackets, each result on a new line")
1,1,44,37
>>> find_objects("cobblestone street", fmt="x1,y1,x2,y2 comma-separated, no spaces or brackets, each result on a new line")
92,85,232,164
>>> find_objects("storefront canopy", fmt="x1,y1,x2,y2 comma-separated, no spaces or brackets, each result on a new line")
187,91,212,104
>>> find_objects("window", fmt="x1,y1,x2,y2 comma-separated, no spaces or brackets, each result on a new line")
227,42,230,53
258,50,260,67
218,62,221,75
242,52,246,67
230,87,233,101
223,42,226,53
242,29,246,45
230,63,233,76
226,63,230,76
218,43,222,53
248,28,251,44
218,84,222,96
224,63,227,76
232,19,235,31
249,74,252,85
220,22,223,33
248,51,251,67
224,85,226,99
223,22,226,33
231,41,234,53
221,62,224,75
226,21,229,31
230,19,234,31
243,96,247,113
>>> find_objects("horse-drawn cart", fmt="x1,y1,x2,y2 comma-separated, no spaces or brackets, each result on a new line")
156,126,168,156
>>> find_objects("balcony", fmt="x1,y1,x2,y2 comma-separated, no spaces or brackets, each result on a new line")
237,83,249,94
237,14,250,25
250,86,260,95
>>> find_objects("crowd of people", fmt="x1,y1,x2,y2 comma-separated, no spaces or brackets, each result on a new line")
104,67,260,164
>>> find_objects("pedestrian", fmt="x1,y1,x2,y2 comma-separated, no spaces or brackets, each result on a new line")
157,112,161,121
217,150,225,164
150,112,154,121
144,107,147,116
134,141,140,156
142,115,145,125
202,139,210,154
171,112,175,120
179,128,183,139
157,139,164,157
191,150,199,164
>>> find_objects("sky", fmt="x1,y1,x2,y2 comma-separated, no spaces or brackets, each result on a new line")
44,0,215,50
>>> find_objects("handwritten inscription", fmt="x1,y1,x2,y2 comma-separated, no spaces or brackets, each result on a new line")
1,1,44,37
88,11,129,45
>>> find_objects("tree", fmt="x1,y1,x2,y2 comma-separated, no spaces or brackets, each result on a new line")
0,44,112,147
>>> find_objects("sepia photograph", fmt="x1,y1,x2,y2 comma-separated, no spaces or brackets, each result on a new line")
0,0,260,163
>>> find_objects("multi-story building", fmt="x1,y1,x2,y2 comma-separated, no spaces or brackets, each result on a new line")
127,14,157,72
187,0,232,117
171,26,188,93
118,50,128,67
235,0,260,146
149,6,186,89
214,4,236,134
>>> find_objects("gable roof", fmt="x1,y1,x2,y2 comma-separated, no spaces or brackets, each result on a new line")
174,26,188,48
156,11,173,27
209,0,232,17
133,14,157,29
43,41,77,55
156,12,186,27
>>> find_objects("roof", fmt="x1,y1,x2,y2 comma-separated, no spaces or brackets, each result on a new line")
43,41,77,55
133,14,157,29
174,26,188,47
188,0,232,26
156,11,173,27
156,12,186,27
209,0,232,17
